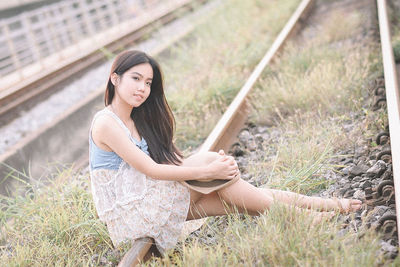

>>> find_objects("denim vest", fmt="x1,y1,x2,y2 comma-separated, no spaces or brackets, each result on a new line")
89,108,149,171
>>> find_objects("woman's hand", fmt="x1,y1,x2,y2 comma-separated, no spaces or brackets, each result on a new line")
204,150,239,180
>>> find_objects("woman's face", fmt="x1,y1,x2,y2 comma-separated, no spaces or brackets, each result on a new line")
113,63,153,108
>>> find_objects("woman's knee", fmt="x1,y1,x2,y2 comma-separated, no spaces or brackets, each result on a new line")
217,177,244,200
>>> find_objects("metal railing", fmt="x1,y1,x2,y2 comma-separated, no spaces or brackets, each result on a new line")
0,0,161,78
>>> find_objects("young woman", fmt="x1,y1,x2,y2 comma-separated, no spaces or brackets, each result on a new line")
89,50,362,254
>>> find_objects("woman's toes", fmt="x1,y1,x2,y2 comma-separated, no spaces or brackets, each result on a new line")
340,199,362,213
350,199,362,211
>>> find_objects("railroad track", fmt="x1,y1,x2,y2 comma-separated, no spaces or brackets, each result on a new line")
118,0,316,265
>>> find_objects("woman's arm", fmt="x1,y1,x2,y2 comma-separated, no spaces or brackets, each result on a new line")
91,115,238,181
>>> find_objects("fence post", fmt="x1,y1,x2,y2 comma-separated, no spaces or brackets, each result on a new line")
3,23,23,80
21,13,43,69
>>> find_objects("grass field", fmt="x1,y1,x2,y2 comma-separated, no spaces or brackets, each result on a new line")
1,0,399,266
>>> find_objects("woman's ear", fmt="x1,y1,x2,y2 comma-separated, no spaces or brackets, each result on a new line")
110,73,120,86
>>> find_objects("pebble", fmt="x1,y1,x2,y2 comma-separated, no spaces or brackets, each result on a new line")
341,165,352,176
349,164,369,177
380,240,398,259
360,180,372,189
352,176,363,182
353,189,365,199
343,189,355,198
366,160,387,177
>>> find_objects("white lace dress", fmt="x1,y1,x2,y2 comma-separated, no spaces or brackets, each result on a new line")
89,108,190,254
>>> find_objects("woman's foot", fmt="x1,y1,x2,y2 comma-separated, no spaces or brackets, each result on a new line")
332,198,362,213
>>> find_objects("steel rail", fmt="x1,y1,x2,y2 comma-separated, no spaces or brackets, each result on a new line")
377,0,400,242
199,0,314,153
118,0,316,265
0,0,204,125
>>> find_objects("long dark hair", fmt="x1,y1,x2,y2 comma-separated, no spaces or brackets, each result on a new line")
105,50,182,165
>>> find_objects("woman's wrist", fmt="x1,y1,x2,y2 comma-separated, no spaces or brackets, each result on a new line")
196,166,211,180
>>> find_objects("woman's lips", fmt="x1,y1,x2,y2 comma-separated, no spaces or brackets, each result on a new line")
133,94,143,100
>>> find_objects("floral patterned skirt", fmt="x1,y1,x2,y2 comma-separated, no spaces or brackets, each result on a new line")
90,162,190,254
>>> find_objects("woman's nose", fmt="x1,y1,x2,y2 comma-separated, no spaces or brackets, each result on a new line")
138,82,145,91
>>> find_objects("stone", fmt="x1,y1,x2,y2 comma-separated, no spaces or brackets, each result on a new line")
360,180,372,189
340,158,353,165
337,188,347,197
230,144,245,157
256,126,269,134
353,189,365,199
246,141,257,151
380,240,398,254
372,206,390,218
352,176,363,182
344,183,352,190
349,164,369,177
354,146,368,157
254,134,264,143
339,178,350,185
366,160,386,177
341,165,352,176
381,169,393,181
343,189,355,198
238,130,251,143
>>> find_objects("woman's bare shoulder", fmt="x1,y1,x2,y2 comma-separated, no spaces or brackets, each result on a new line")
91,113,125,150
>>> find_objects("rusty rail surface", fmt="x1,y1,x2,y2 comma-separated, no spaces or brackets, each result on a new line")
118,0,316,265
376,0,400,242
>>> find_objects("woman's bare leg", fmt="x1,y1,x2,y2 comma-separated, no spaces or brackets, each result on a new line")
182,151,361,219
257,188,362,212
186,190,254,220
187,180,334,223
217,179,361,213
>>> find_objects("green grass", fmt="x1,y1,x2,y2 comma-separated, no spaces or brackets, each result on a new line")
0,169,114,266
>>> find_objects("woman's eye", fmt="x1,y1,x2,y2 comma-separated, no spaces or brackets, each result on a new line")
146,82,152,86
132,76,139,80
